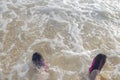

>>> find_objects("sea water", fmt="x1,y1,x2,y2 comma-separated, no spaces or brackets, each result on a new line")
0,0,120,80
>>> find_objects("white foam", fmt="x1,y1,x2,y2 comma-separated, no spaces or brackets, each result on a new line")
21,24,29,31
7,43,15,53
0,68,2,72
12,63,29,77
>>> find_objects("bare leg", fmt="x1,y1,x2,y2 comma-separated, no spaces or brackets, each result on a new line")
40,69,44,80
37,68,44,80
89,70,99,80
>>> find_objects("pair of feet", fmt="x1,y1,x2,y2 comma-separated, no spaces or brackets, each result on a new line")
32,52,106,80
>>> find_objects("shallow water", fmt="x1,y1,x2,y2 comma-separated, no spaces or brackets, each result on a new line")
0,0,120,80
